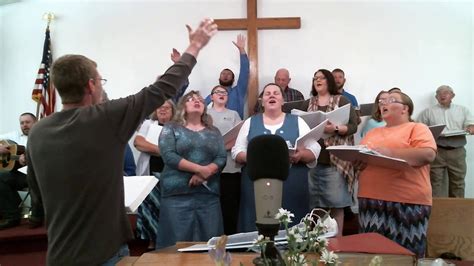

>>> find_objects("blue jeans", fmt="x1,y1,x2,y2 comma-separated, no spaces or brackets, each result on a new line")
156,193,223,249
101,244,129,266
308,164,352,208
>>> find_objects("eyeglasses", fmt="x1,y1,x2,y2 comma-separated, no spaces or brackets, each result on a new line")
378,97,406,105
313,76,326,81
212,90,228,96
186,96,204,103
90,78,107,86
158,106,172,110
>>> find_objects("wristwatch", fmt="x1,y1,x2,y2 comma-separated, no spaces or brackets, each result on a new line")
334,126,339,134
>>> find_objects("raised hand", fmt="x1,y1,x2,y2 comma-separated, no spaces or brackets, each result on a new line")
232,34,247,53
170,48,181,63
184,18,218,57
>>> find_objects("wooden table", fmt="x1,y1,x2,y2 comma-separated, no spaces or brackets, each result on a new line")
117,242,417,266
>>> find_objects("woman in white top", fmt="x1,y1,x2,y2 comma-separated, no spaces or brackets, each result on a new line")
135,100,176,176
232,83,321,232
133,99,175,250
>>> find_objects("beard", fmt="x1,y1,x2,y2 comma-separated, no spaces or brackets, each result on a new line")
219,79,233,87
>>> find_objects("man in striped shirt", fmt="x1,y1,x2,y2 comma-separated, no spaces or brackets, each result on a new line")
254,68,304,113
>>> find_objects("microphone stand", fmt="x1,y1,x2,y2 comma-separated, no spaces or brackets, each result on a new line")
253,223,285,266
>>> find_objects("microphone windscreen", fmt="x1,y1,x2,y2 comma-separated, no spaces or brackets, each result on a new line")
247,134,289,181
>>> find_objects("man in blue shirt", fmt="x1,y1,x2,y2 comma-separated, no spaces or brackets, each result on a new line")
332,68,359,109
205,34,249,119
333,68,360,124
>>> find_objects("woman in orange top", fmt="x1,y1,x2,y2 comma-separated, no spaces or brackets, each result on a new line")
358,91,437,257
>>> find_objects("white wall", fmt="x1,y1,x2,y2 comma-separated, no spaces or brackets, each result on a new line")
1,0,473,196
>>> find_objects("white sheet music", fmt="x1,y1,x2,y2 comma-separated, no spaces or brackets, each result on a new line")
327,145,410,170
291,104,350,131
178,220,337,252
288,119,327,154
145,123,163,145
124,175,158,213
18,166,27,175
440,129,468,137
222,120,244,147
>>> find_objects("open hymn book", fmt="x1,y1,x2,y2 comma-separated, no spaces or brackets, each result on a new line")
440,129,469,137
291,104,350,139
288,119,327,155
222,120,244,148
326,145,411,170
178,217,338,252
20,168,157,213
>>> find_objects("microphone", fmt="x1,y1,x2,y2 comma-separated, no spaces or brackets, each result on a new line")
247,135,289,265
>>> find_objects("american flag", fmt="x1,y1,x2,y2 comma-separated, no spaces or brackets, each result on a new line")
32,26,55,118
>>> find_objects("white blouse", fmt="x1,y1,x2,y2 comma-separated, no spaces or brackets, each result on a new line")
231,116,320,168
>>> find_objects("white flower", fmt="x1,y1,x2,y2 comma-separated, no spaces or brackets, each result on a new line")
288,226,298,235
320,249,338,264
289,253,306,264
275,208,295,223
294,233,304,243
316,237,328,248
253,234,265,244
309,230,319,238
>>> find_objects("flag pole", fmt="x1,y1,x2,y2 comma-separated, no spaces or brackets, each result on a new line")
35,12,55,119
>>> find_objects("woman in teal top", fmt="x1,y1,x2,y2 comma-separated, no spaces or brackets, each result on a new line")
360,91,389,137
156,91,227,249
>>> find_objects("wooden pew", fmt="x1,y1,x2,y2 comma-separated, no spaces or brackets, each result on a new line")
426,197,474,260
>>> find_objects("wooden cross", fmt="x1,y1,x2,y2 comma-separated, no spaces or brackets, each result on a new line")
214,0,301,116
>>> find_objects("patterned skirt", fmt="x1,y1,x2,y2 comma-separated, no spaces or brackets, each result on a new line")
358,197,431,257
136,183,160,241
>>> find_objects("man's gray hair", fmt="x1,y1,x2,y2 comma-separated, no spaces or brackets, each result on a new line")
436,85,453,94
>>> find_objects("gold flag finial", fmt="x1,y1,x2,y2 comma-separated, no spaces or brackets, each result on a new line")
42,12,55,28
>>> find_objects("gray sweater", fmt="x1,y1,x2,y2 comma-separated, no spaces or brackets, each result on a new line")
26,53,196,266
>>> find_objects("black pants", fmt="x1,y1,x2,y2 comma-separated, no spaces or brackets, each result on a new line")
219,172,241,235
0,170,27,219
0,170,44,220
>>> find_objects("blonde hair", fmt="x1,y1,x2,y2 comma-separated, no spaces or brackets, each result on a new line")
174,90,212,128
150,99,176,121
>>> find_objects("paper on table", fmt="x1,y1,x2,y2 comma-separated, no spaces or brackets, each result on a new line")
288,119,327,155
124,175,158,213
178,220,338,252
326,145,410,170
145,123,163,145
